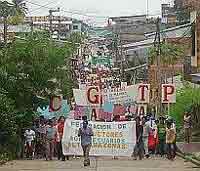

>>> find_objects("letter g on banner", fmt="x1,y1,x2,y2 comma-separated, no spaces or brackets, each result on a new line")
87,86,101,105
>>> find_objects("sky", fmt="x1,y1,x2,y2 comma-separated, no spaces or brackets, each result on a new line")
26,0,174,26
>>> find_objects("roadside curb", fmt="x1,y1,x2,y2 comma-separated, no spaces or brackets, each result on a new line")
177,152,200,167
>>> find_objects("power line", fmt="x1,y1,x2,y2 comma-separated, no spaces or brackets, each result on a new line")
25,0,108,18
25,0,163,20
29,0,55,13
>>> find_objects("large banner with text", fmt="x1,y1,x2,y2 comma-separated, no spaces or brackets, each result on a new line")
62,120,136,157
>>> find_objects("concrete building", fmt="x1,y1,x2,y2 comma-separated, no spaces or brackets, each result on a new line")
178,0,200,82
25,16,87,39
161,3,177,26
107,15,156,43
162,2,190,27
0,24,31,43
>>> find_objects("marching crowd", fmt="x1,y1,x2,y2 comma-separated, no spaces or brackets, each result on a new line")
23,111,190,165
24,116,67,161
132,115,177,161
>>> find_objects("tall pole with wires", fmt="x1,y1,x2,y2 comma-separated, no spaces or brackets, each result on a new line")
146,0,149,17
154,17,162,116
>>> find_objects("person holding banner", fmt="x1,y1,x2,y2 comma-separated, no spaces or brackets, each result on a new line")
56,116,68,161
133,116,144,160
78,120,94,167
142,117,150,158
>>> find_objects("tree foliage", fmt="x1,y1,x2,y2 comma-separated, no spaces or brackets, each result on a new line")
0,31,81,158
148,42,184,66
170,84,200,128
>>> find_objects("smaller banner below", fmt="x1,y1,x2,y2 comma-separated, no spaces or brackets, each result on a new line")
62,120,136,157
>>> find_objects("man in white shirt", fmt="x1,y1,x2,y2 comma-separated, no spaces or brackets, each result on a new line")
24,129,35,159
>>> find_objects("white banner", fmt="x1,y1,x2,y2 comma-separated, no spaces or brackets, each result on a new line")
103,85,138,104
74,84,152,106
73,89,88,106
62,120,136,157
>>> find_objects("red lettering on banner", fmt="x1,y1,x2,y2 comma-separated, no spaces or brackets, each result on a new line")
163,85,175,102
87,87,100,104
91,108,97,120
138,84,149,102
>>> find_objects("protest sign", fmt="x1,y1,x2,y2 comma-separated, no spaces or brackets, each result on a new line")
136,84,150,103
73,89,88,106
162,84,176,103
62,120,136,157
103,85,138,104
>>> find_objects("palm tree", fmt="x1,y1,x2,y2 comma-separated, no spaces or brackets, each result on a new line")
0,0,27,45
148,42,184,83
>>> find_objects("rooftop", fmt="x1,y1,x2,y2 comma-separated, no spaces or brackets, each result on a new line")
145,23,192,38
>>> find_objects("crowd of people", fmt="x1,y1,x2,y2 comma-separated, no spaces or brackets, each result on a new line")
132,115,177,161
24,116,67,161
23,112,180,164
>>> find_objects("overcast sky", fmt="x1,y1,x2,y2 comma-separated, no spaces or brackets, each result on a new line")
26,0,174,26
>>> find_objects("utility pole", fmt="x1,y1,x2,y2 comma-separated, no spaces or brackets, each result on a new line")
3,16,7,45
154,17,162,116
58,16,61,40
146,0,149,17
49,7,60,37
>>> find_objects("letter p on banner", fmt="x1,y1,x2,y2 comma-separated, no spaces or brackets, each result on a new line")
162,84,176,103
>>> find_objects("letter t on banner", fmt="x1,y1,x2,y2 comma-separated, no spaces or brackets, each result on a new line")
162,84,176,103
137,84,150,103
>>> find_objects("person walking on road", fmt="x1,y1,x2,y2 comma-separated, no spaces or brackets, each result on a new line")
142,117,150,158
133,116,144,160
56,116,67,161
166,122,176,160
184,112,192,143
78,120,94,167
157,117,166,156
24,128,36,159
45,120,57,160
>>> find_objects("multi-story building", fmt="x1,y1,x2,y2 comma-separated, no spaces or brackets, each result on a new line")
174,0,200,83
107,15,156,44
161,3,177,26
25,16,86,38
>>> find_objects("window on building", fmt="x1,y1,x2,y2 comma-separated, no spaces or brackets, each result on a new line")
73,25,79,30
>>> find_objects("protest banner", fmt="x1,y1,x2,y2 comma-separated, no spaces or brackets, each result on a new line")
49,96,62,112
73,89,88,106
103,85,138,104
162,84,176,103
136,84,150,103
62,120,136,157
136,104,147,116
87,86,101,105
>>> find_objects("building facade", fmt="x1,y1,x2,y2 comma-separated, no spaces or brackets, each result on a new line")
107,15,156,43
25,16,86,38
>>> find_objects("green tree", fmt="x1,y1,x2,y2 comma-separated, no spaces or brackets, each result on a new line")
148,42,184,83
0,32,78,159
0,0,27,44
170,84,200,130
